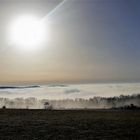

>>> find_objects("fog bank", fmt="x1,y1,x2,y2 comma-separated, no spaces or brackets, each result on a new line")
0,83,140,99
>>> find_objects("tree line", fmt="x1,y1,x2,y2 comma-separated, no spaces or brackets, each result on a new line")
0,94,140,109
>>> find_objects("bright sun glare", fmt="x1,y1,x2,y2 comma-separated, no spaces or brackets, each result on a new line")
9,15,48,51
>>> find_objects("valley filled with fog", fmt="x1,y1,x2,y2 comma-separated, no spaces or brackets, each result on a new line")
0,83,140,99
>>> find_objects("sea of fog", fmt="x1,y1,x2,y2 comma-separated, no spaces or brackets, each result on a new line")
0,83,140,99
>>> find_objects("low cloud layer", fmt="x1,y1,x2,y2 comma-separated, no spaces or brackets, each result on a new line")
0,83,140,99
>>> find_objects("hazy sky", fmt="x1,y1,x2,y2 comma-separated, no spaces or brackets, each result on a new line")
0,0,140,84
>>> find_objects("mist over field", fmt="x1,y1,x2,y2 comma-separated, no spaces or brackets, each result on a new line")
0,83,140,109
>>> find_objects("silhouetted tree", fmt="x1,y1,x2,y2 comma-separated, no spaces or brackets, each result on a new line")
44,102,50,109
2,106,6,109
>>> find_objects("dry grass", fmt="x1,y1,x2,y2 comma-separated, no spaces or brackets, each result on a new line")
0,109,139,140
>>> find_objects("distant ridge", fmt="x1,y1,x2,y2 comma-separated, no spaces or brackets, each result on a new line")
0,85,40,89
48,84,67,87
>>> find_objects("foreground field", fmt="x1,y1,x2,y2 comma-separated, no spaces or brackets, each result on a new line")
0,109,139,140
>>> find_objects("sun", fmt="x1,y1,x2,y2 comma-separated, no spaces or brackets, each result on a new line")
8,15,48,51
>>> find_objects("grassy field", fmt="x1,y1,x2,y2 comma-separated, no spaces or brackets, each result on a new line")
0,109,139,140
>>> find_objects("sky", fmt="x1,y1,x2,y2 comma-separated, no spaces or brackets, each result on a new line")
0,0,140,84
